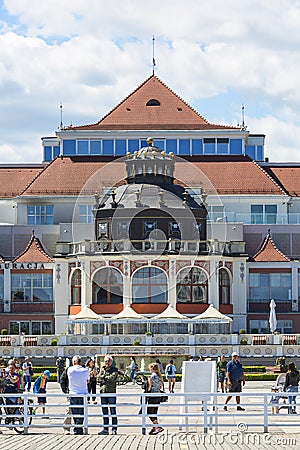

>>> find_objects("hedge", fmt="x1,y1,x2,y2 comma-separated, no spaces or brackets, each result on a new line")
244,373,277,381
243,366,266,373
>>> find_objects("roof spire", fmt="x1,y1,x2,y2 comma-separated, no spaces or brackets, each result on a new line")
59,102,64,130
152,35,156,75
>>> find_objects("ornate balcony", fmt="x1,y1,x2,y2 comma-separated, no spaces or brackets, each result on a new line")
61,239,246,257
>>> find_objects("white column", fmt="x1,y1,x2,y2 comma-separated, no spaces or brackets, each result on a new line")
168,259,177,307
208,258,219,309
4,265,11,313
79,259,90,308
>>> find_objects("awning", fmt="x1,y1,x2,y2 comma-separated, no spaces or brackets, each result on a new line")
192,304,232,324
150,305,189,322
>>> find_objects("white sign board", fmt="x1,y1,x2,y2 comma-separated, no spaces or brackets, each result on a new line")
181,361,217,401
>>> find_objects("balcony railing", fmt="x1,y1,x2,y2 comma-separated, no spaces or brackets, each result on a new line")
247,300,299,313
209,212,300,225
65,239,246,256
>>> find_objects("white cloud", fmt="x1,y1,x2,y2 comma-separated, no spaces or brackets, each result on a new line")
0,0,300,162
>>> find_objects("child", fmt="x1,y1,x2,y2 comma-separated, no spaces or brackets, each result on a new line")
270,387,280,414
33,370,51,416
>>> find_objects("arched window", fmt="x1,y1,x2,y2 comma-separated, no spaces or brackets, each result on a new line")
132,267,168,303
219,268,231,305
92,268,123,304
146,99,160,106
71,269,81,305
176,267,208,303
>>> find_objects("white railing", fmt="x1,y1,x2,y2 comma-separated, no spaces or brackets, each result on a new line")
68,239,246,256
1,391,300,435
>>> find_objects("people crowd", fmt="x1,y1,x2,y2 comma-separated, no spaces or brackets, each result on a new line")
0,353,299,435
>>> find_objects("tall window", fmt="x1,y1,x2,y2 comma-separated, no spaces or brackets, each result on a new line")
79,205,94,223
0,273,3,301
93,268,123,304
132,267,168,303
249,272,291,300
176,267,208,303
219,268,231,304
11,273,53,302
71,270,81,305
9,321,52,335
27,205,54,225
251,205,277,224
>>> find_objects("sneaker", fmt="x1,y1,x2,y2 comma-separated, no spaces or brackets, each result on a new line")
292,410,297,414
237,406,245,411
152,427,164,435
112,429,117,435
223,405,228,411
149,427,156,435
98,430,109,435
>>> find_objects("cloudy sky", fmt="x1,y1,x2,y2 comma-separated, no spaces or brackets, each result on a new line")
1,0,300,163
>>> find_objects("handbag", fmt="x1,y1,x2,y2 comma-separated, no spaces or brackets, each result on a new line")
160,390,168,403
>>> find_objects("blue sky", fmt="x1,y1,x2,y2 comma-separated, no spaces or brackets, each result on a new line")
1,0,300,162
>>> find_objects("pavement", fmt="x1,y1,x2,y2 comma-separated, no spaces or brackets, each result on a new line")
0,381,299,449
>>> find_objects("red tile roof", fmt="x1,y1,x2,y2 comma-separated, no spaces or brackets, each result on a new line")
20,156,126,196
19,155,286,197
0,166,44,198
13,233,53,263
67,75,239,131
175,156,286,195
266,166,300,197
252,232,290,262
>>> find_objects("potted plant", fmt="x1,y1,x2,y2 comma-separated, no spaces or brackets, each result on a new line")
133,339,140,346
50,338,58,346
0,329,8,335
240,338,248,345
239,329,246,334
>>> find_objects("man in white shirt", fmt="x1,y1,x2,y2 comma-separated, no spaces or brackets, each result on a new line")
22,357,33,392
68,355,90,435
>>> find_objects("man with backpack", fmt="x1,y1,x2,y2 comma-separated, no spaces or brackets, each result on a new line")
165,359,176,393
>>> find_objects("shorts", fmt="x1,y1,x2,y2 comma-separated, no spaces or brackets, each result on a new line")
38,387,47,404
218,373,226,383
229,380,242,393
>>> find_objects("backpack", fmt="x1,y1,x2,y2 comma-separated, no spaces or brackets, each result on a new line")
167,365,173,375
29,364,33,376
135,363,138,372
33,376,41,394
60,367,69,394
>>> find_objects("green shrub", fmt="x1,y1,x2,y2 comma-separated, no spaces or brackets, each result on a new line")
244,373,277,381
50,339,58,346
240,338,248,345
243,366,266,373
239,329,246,334
133,339,140,346
251,328,259,334
0,329,8,335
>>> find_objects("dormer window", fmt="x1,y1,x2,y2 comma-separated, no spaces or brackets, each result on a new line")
146,99,160,106
98,222,108,236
